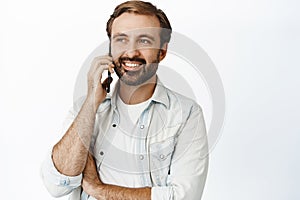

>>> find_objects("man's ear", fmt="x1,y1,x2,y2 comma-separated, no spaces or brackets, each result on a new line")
159,43,168,61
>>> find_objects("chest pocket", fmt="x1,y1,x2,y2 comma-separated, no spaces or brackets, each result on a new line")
149,137,176,186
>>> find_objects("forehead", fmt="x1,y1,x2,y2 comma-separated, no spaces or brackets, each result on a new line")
111,13,161,37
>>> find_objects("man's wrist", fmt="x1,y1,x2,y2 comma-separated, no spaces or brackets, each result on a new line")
93,183,107,200
84,95,102,113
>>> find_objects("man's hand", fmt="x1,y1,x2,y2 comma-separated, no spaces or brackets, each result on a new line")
82,153,106,199
87,55,115,111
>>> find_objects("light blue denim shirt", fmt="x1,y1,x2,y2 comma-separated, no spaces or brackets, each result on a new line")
41,78,209,200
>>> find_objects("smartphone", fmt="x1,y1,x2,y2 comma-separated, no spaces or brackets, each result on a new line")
106,43,113,93
106,71,111,93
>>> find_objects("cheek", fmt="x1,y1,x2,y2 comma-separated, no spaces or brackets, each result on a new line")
111,50,123,66
111,50,125,60
111,44,127,59
143,49,161,62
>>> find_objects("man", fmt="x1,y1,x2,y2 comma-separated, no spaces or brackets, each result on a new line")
41,1,209,199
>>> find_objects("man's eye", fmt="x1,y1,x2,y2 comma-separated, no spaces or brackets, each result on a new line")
139,39,151,45
116,38,127,43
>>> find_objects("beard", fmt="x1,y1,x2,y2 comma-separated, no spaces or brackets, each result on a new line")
113,53,160,86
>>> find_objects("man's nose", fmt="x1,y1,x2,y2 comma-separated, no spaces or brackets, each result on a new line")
124,43,141,58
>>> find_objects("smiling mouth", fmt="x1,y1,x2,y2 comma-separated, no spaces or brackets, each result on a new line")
121,60,145,72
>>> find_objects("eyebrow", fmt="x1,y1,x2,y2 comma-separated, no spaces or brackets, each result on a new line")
138,34,155,41
112,33,128,39
112,33,156,41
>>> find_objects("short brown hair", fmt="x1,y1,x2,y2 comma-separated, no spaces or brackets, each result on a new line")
106,1,172,46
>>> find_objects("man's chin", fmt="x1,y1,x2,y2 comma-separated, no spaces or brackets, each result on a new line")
119,76,141,86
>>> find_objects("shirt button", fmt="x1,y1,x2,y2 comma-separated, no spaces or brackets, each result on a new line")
139,155,144,160
60,178,70,186
160,154,165,159
112,124,117,127
140,125,144,129
100,151,104,156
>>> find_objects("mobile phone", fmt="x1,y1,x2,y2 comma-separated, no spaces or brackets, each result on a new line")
106,71,111,93
106,43,113,93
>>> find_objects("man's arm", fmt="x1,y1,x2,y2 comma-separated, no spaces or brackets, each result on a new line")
156,103,209,199
52,97,97,176
100,185,151,200
51,55,115,176
82,103,208,200
84,175,151,200
82,153,151,200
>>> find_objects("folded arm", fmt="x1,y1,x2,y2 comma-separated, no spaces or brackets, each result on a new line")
82,105,208,200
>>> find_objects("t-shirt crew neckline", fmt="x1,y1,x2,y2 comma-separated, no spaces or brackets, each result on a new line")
117,94,151,124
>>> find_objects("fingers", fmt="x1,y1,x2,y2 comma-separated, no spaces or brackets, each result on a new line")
108,63,115,73
87,55,115,93
89,55,114,75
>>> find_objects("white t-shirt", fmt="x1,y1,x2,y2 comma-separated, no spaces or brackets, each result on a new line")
117,94,151,125
97,95,151,189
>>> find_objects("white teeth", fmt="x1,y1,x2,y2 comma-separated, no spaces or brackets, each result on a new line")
124,63,140,68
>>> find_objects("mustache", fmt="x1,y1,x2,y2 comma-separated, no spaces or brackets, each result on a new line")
119,57,146,64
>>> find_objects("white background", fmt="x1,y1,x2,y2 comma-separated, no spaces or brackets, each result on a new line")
1,0,299,199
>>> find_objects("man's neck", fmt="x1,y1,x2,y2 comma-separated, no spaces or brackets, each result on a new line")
119,75,157,105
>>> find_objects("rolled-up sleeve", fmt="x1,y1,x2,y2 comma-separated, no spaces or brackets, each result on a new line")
40,150,82,198
40,105,82,198
151,104,209,200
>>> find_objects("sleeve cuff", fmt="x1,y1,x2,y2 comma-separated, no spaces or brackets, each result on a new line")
41,150,82,188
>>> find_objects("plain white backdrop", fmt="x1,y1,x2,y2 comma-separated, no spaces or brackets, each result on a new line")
1,0,299,199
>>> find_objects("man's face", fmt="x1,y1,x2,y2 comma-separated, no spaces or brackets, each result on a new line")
110,13,167,86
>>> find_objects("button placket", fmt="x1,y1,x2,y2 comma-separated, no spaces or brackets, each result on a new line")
137,106,151,186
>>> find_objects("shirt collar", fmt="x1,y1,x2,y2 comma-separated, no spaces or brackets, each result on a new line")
151,77,170,109
104,81,119,109
104,76,170,109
